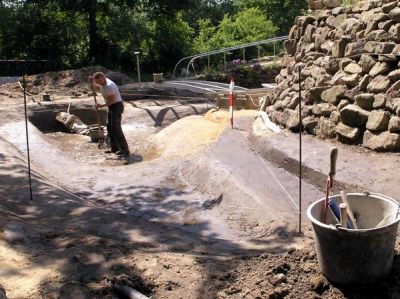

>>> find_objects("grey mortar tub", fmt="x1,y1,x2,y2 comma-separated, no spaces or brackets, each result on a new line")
307,192,400,284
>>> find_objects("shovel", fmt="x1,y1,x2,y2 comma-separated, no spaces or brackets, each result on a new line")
322,147,338,224
91,89,104,148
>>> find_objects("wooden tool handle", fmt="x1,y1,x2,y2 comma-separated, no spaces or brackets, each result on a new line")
329,147,338,179
340,191,358,229
340,203,348,228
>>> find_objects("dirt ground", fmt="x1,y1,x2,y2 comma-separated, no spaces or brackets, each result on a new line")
2,69,400,299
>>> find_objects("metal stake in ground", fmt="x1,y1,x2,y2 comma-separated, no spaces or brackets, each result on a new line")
92,90,104,148
23,75,33,201
298,65,302,233
229,78,234,129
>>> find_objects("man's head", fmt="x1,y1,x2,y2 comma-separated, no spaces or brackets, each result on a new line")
93,72,106,85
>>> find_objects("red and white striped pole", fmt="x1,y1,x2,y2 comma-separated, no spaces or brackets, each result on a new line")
229,78,235,129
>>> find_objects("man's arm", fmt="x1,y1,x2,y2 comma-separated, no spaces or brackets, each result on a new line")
89,76,101,93
97,94,117,108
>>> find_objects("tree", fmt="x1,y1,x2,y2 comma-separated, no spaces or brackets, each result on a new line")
194,7,277,52
234,0,307,35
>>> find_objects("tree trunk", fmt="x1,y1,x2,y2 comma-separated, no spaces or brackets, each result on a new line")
88,0,98,62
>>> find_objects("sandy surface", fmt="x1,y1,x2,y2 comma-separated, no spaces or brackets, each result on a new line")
2,73,400,299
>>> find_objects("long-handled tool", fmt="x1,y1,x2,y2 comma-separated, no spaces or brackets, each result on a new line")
322,147,338,224
92,90,105,148
340,190,358,229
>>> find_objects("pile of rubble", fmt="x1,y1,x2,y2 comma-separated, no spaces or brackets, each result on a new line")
263,0,400,151
0,66,133,99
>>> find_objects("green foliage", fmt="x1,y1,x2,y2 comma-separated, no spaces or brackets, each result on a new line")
0,0,307,74
234,0,308,35
194,7,277,53
140,12,194,72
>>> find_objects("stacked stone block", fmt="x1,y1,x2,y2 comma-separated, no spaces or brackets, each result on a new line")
264,0,400,151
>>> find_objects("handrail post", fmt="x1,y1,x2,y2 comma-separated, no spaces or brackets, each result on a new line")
243,48,246,62
258,45,260,61
223,51,226,73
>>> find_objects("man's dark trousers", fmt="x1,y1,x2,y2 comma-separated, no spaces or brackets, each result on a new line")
107,102,129,154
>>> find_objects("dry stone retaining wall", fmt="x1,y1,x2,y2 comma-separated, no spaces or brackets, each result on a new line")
264,0,400,151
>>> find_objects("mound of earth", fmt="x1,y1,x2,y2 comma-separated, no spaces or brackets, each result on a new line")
0,66,134,101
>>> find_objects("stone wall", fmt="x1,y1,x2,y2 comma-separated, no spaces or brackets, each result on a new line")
263,0,400,151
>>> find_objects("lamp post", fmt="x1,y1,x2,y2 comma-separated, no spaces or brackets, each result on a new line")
134,51,141,88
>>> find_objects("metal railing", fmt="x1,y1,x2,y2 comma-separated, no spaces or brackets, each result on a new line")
172,36,288,79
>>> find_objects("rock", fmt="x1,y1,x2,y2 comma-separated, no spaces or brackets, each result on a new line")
330,110,341,124
389,116,400,132
385,97,400,112
303,116,319,134
359,74,372,91
364,20,378,36
332,37,352,58
332,6,344,16
388,69,400,82
366,110,390,131
388,7,400,22
382,2,397,14
344,62,362,74
271,273,287,286
286,110,301,131
331,70,347,85
378,20,395,31
363,130,400,151
316,117,337,138
336,122,362,143
344,40,366,57
321,85,347,105
309,275,330,295
309,86,329,102
355,93,375,110
284,39,297,56
338,99,350,111
363,41,396,54
369,62,390,77
288,95,301,109
342,73,361,88
304,24,316,43
366,29,390,42
389,23,400,41
324,0,340,8
358,54,376,73
387,79,400,94
296,16,317,29
367,75,391,93
312,103,335,117
373,94,386,109
340,104,370,127
339,58,353,70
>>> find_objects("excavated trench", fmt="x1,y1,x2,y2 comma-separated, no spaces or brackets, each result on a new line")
0,97,326,251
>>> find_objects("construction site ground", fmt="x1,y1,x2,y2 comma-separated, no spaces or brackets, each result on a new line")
2,71,400,299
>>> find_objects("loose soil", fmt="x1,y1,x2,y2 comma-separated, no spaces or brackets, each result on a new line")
1,68,400,299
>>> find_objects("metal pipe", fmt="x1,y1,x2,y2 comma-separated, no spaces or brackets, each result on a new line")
23,75,33,201
134,51,141,88
223,52,226,73
243,48,246,62
172,35,288,78
298,65,302,233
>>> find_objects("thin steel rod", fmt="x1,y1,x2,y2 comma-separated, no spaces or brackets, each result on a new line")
23,75,33,201
298,66,302,233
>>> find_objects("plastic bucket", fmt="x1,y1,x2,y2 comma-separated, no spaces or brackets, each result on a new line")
307,192,400,284
89,125,105,142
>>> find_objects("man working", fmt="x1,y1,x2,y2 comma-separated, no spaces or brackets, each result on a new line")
89,72,130,158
